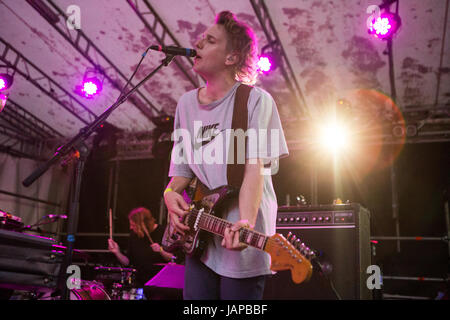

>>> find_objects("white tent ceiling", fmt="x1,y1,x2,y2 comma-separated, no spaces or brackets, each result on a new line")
0,0,449,145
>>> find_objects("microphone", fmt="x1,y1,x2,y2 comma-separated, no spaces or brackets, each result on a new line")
148,45,197,57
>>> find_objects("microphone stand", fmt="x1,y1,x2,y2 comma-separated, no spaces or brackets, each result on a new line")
22,52,176,300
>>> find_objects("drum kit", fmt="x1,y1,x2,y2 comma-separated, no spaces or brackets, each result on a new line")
64,263,183,300
0,209,185,301
7,259,181,300
66,267,144,301
0,211,183,300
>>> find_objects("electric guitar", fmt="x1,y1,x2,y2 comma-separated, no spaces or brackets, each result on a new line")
162,182,315,284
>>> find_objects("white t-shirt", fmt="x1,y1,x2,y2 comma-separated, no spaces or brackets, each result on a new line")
169,81,289,278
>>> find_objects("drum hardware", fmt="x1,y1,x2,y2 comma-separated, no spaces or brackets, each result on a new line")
93,266,143,300
69,280,111,300
110,283,144,300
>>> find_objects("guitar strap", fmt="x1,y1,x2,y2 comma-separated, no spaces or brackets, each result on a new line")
163,85,253,250
190,84,253,201
226,84,253,189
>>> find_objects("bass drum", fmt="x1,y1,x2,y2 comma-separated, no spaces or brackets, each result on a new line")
70,281,111,300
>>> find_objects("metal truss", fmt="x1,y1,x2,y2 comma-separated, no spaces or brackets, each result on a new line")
0,125,47,161
0,98,63,140
287,105,450,150
0,124,35,144
39,0,162,120
126,0,199,89
250,0,310,118
0,98,62,161
0,38,97,125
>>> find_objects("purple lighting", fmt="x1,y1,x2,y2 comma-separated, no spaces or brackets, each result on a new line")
368,12,401,40
373,17,392,36
257,56,272,73
0,74,13,91
83,81,99,96
0,93,7,113
76,77,102,99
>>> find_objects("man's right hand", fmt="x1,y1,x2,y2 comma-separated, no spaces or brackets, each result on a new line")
108,238,120,254
164,190,191,236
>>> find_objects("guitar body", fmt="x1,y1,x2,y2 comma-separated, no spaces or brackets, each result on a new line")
162,179,315,285
162,181,238,257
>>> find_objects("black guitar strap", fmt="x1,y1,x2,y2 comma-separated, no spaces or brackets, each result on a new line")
189,84,253,200
226,84,253,189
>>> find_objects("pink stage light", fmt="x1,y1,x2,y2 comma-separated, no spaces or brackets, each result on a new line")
0,93,7,113
0,73,13,91
82,81,99,96
368,12,401,40
373,17,392,36
257,56,272,72
257,56,273,74
76,77,103,99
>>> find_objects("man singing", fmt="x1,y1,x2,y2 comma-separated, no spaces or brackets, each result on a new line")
164,11,288,300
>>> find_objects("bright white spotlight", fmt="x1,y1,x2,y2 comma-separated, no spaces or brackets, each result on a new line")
319,122,349,153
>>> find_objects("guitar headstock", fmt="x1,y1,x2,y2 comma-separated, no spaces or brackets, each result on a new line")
265,233,314,284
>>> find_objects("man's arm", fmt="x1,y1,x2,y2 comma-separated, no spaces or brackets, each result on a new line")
239,159,264,227
166,176,192,194
164,176,192,235
222,159,264,250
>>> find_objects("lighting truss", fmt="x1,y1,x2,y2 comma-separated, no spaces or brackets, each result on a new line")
0,38,97,125
0,98,63,139
0,97,64,160
126,0,199,89
34,0,162,120
0,123,47,161
250,0,309,118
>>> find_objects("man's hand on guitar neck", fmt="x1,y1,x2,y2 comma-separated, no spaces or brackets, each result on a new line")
222,220,253,251
164,177,191,236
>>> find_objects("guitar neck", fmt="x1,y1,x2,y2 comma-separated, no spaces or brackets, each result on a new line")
197,211,268,250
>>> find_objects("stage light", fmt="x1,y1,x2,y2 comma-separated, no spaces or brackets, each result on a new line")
319,121,350,154
0,93,7,113
81,77,102,98
0,74,14,91
257,56,272,73
257,41,280,75
75,68,104,99
368,11,401,40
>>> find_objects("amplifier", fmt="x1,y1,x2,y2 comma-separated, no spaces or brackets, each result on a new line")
264,203,372,300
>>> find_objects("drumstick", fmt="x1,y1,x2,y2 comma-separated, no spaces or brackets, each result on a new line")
109,208,113,240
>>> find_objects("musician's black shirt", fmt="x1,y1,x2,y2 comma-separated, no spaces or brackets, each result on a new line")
127,224,166,287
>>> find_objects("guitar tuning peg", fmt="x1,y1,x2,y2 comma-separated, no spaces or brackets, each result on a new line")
286,232,292,240
290,234,297,244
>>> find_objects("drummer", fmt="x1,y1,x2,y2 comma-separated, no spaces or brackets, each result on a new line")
108,207,178,299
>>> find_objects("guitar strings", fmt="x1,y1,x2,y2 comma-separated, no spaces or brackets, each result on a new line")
188,207,311,261
191,209,268,250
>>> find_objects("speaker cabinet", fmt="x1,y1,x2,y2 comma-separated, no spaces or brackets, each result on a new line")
264,203,372,300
